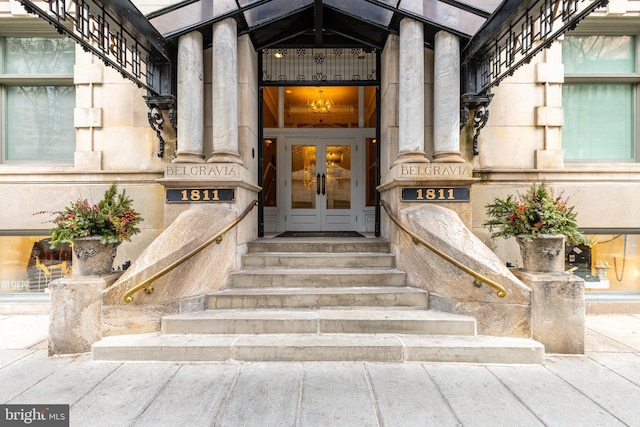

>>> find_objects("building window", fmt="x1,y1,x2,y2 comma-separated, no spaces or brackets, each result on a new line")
1,37,76,163
0,234,72,293
566,233,640,293
562,35,638,162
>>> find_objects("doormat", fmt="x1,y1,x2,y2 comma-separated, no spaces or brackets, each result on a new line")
276,231,364,238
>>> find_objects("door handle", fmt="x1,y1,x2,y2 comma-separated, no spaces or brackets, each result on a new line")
316,173,321,195
322,173,326,195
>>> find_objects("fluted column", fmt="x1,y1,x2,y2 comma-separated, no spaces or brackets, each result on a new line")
173,31,205,163
396,17,428,164
433,30,464,163
208,18,241,164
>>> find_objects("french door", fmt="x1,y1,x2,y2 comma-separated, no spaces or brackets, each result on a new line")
286,139,356,231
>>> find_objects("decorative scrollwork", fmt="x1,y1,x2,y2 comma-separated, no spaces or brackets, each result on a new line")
461,93,494,156
148,106,165,157
143,95,176,158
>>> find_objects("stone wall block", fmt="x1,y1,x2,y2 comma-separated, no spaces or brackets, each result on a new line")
74,107,103,128
535,63,564,84
49,274,120,354
513,270,585,354
74,64,104,84
535,106,564,127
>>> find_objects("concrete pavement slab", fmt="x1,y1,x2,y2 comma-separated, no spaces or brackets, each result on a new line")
0,315,49,349
588,352,640,386
0,349,33,368
215,363,300,427
585,327,638,352
489,364,625,426
133,364,240,427
70,363,179,427
0,350,75,402
298,363,379,426
425,364,545,426
8,354,120,405
546,355,640,426
1,314,640,426
366,363,459,426
585,314,640,351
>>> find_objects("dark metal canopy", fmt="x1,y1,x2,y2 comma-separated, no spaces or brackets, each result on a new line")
17,0,606,97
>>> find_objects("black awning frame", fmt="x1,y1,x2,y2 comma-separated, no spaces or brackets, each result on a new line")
16,0,176,96
15,0,606,99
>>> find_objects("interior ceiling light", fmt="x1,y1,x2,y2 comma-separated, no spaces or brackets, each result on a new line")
309,90,332,114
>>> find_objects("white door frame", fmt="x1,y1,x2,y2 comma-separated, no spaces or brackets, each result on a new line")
262,128,375,233
284,138,357,231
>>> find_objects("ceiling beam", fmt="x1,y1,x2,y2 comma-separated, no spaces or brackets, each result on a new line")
314,0,324,45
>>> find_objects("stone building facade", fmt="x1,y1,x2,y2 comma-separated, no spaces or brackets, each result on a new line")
0,0,638,333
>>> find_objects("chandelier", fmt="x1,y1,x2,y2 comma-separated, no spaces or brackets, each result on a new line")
309,90,332,113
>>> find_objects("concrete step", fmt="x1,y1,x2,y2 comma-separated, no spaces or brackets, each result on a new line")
92,333,545,364
241,252,397,269
161,308,475,335
206,286,429,309
229,269,407,288
247,238,391,254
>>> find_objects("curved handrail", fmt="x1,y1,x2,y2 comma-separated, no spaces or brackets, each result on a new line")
123,199,258,304
380,200,506,298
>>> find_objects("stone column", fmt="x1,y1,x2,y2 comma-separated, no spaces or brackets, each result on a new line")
208,18,242,164
433,31,464,163
173,31,205,163
396,17,428,164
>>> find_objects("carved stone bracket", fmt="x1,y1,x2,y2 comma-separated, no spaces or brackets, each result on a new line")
143,95,177,158
461,93,494,156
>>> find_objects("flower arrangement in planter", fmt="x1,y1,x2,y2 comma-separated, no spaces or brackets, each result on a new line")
37,183,143,275
483,183,591,272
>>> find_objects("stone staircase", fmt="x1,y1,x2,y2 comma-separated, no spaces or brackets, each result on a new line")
93,237,544,363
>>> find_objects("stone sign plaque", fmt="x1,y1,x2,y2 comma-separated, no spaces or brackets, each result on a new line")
402,187,470,202
166,188,235,203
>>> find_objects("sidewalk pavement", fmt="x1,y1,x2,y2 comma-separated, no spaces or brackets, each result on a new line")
0,314,639,427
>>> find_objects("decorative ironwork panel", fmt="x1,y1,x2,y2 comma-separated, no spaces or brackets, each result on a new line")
465,0,606,95
261,47,378,84
16,0,174,96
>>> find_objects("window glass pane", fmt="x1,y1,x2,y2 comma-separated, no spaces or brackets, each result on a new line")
562,83,633,160
0,235,72,293
284,86,359,128
243,0,312,26
3,37,75,74
563,35,636,74
366,138,376,206
325,0,393,26
399,1,485,36
567,234,640,292
364,86,377,128
6,86,76,162
262,87,278,128
263,138,277,206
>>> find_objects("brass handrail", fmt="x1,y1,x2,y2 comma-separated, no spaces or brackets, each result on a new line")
123,199,258,304
380,200,506,298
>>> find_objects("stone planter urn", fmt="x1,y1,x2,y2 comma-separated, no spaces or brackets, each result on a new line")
73,236,119,275
517,234,566,273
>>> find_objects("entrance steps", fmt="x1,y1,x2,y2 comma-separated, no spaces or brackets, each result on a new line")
93,238,544,364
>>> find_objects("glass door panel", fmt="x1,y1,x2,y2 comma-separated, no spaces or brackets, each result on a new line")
291,145,317,209
325,145,351,210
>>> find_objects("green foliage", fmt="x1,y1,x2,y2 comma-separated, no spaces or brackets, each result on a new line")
38,183,143,248
483,183,591,245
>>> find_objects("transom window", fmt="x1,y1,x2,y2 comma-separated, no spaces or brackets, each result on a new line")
562,35,639,162
0,37,76,163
